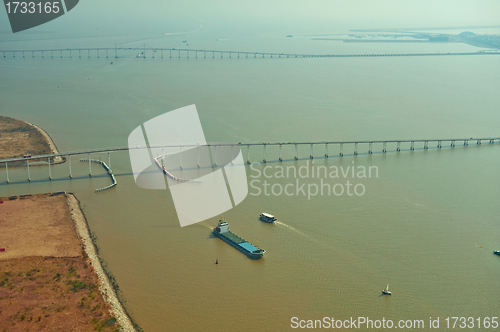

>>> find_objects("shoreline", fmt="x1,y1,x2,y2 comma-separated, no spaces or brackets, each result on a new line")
66,193,138,332
27,121,64,164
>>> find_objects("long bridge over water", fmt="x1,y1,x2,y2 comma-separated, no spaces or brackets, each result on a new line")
1,46,499,60
1,137,498,185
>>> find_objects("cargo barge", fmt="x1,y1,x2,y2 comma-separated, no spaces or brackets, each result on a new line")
214,217,266,259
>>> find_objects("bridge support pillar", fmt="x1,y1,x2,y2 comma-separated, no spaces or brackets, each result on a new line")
254,53,256,58
197,146,200,168
79,50,81,58
161,50,163,58
213,145,217,167
397,141,401,151
48,157,52,180
196,51,198,58
339,143,343,156
69,155,72,178
105,49,108,58
204,51,206,58
310,144,313,159
246,53,248,58
437,140,442,148
410,141,414,150
354,142,358,155
279,144,283,161
108,153,111,169
263,144,267,162
490,139,494,144
170,50,172,58
464,140,468,146
383,142,387,153
451,140,455,147
161,149,165,170
247,145,250,164
27,159,31,181
5,162,9,183
424,141,428,149
229,52,231,58
179,145,183,169
477,139,481,145
368,142,373,154
294,144,298,160
89,153,92,176
230,145,234,165
325,144,328,157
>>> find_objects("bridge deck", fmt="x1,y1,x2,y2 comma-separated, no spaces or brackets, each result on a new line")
0,138,498,164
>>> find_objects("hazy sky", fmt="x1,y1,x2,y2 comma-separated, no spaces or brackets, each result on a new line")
1,1,500,36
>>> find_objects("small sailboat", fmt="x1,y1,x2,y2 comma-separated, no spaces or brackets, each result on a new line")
382,283,392,295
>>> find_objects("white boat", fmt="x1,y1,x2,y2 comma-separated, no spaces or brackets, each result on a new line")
260,213,277,223
382,283,391,295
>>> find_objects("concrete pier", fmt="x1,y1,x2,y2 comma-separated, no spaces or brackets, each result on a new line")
48,157,52,180
69,155,72,178
27,159,31,181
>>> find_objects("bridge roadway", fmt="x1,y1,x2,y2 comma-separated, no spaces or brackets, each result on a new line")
1,47,499,59
1,137,498,164
1,137,498,183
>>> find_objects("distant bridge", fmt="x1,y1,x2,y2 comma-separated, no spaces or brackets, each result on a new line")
1,137,498,184
1,46,499,60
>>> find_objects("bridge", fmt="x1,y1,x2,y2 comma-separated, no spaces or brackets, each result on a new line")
1,46,499,60
1,137,498,185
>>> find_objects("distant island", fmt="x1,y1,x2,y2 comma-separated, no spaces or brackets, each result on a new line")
311,29,500,50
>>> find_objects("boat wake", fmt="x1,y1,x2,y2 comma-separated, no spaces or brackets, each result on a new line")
275,221,319,243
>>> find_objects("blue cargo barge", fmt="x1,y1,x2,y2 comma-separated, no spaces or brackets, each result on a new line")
214,217,266,259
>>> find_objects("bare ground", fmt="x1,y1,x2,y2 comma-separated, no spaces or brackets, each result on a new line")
0,116,62,163
0,193,135,332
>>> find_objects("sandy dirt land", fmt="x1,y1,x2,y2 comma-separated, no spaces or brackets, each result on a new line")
0,193,137,332
0,116,62,163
